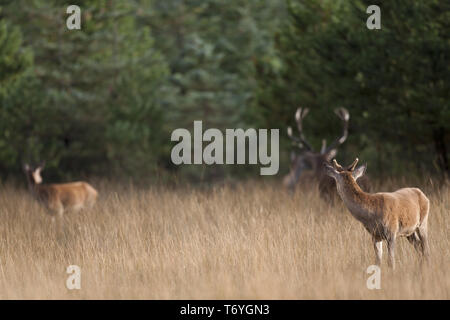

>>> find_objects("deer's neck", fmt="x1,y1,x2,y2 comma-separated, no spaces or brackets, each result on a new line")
336,179,374,224
27,180,45,199
26,176,36,192
28,183,38,197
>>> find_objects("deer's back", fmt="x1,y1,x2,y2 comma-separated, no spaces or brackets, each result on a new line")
39,182,97,209
379,188,428,235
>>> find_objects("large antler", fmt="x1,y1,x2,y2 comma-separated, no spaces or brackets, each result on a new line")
287,107,312,150
324,107,349,154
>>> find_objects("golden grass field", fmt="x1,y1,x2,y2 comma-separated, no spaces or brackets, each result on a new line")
0,178,448,299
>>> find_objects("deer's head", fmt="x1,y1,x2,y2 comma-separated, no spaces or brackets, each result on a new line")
23,161,46,185
324,158,367,189
284,107,350,190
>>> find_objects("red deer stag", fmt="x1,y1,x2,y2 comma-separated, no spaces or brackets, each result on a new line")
325,158,430,269
283,107,369,201
23,162,98,228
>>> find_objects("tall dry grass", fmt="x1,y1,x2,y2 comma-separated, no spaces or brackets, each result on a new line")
0,178,448,299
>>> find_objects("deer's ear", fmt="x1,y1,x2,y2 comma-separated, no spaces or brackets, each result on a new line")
324,163,339,179
325,149,337,162
352,164,367,180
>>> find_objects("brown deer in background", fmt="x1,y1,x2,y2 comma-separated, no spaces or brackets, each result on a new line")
325,158,430,269
23,162,98,228
283,107,369,201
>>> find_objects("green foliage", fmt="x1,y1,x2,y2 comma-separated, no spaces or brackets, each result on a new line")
0,0,448,182
1,0,169,180
138,0,286,180
255,0,449,177
0,16,34,173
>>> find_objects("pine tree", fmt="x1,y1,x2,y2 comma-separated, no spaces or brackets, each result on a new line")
256,0,450,176
138,0,286,180
1,0,170,179
0,13,34,175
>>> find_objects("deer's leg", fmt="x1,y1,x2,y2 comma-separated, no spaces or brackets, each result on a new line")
52,203,64,236
47,202,58,228
87,198,95,209
417,196,430,263
373,238,383,266
387,236,396,270
407,231,421,254
417,224,430,261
